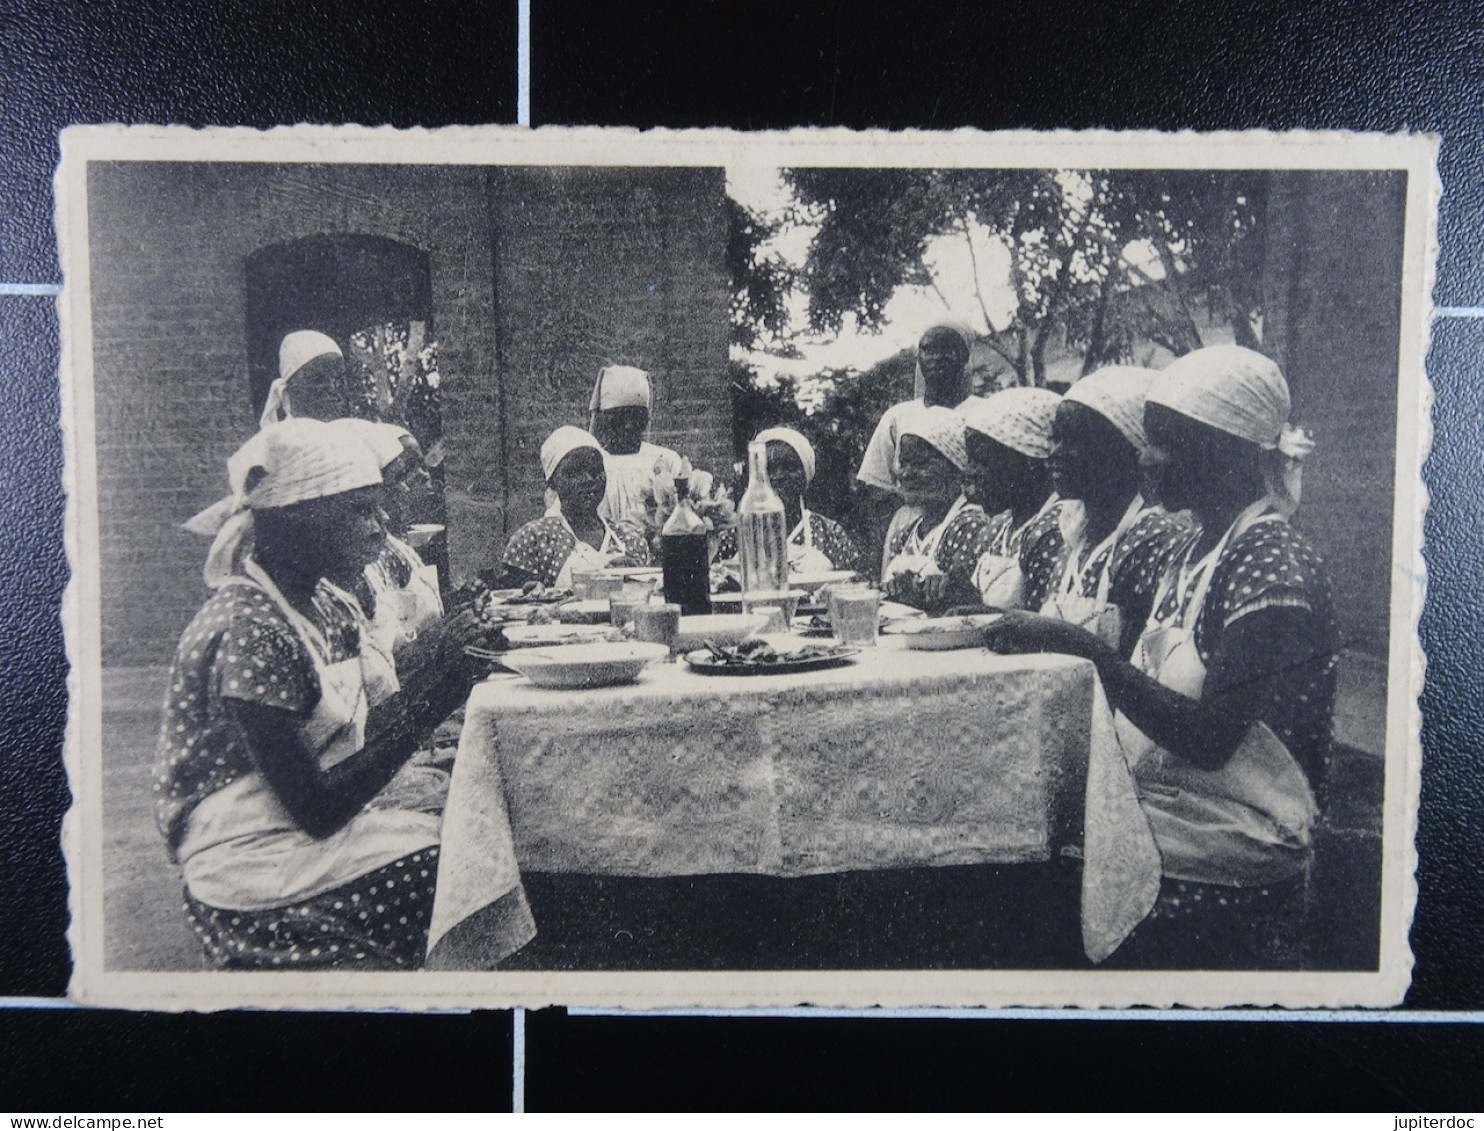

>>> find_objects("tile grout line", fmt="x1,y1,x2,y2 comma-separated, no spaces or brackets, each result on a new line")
517,0,530,128
513,1007,526,1112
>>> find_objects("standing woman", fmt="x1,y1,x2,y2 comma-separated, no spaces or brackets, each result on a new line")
158,420,481,969
501,426,653,589
714,426,863,574
880,406,993,614
587,364,685,526
1023,366,1197,658
984,345,1335,966
958,387,1062,608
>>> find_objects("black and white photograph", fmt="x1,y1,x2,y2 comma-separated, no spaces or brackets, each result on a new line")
58,126,1431,1010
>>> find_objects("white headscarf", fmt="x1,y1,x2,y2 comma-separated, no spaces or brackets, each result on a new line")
961,386,1061,459
755,426,817,485
541,425,604,482
589,365,651,411
336,417,414,471
1148,344,1315,513
187,418,383,589
1063,365,1160,458
898,405,968,471
913,320,976,399
260,330,344,429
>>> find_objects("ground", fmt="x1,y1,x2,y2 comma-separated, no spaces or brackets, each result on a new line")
101,665,1384,973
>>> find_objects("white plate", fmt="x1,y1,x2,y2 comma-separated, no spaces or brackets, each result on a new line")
502,642,670,689
503,623,617,648
673,613,770,652
877,600,927,622
888,613,1004,651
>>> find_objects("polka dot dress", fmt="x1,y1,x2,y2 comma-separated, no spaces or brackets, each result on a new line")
884,503,995,612
1151,517,1340,784
154,582,359,851
714,511,863,574
1020,507,1197,617
501,515,653,587
184,849,440,970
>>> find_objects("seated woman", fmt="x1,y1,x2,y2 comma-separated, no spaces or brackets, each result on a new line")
501,426,653,589
1021,366,1197,658
958,387,1062,608
157,419,478,969
714,426,862,575
333,419,455,701
880,406,993,614
260,329,354,426
983,345,1335,967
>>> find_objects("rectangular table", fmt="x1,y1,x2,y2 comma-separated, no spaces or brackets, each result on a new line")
427,638,1160,968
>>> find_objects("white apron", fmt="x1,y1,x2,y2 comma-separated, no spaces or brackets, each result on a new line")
358,536,445,707
785,507,837,575
598,442,683,525
882,495,971,586
1038,496,1145,648
972,494,1059,608
1113,502,1316,887
555,517,628,589
178,559,440,912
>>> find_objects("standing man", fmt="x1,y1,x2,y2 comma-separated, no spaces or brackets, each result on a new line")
855,321,978,560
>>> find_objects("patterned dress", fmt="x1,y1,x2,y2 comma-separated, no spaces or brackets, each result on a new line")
1020,506,1197,651
1114,517,1340,968
714,510,864,575
500,515,653,587
156,581,438,970
1167,517,1340,787
883,502,995,612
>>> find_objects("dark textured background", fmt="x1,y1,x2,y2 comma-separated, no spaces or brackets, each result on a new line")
1,0,1482,1111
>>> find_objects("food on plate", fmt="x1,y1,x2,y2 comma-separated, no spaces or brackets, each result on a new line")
698,638,849,666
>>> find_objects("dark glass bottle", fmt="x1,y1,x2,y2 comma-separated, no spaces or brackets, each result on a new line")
661,476,712,616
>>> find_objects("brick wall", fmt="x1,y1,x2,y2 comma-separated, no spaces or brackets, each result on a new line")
443,166,732,576
86,162,731,665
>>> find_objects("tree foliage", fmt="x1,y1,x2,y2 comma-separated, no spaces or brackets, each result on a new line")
770,167,1268,385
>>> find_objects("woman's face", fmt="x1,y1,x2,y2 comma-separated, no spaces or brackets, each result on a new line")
1143,403,1259,514
964,430,1035,514
896,434,961,506
764,440,808,506
284,354,352,421
549,446,607,514
592,406,649,454
1049,401,1137,502
292,486,388,578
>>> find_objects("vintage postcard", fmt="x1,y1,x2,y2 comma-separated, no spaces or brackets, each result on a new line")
58,125,1434,1010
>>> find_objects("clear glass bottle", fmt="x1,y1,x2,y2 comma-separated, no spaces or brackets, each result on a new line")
661,473,712,616
737,440,789,595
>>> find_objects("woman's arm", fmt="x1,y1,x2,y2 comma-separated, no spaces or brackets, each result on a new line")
984,607,1328,771
227,697,421,839
227,667,471,839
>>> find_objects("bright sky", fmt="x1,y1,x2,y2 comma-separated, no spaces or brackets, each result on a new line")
726,167,1020,386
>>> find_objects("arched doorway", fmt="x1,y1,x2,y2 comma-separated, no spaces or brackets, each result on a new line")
245,234,448,584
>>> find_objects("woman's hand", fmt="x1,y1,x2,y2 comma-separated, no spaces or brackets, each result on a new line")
884,568,947,609
980,609,1109,662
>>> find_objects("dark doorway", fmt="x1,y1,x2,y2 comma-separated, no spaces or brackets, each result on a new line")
245,234,449,585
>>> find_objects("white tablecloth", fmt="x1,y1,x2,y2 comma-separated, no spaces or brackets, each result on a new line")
426,639,1160,968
